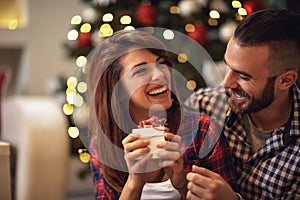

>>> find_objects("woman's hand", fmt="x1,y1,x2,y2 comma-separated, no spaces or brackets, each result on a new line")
120,134,164,200
157,133,187,195
186,165,238,200
122,134,162,185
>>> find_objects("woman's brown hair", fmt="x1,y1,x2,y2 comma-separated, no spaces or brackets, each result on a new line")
87,30,182,191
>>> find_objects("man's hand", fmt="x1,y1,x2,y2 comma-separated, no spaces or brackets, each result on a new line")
186,165,238,200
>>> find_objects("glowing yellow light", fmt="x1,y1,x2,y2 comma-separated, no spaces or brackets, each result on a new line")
78,149,90,163
124,26,135,31
208,18,218,26
67,29,79,40
67,76,77,88
99,23,113,37
67,92,77,104
232,1,242,8
100,23,110,29
74,94,84,107
80,23,92,33
66,87,76,95
185,24,195,32
170,6,180,14
102,13,113,22
209,10,220,19
120,15,132,25
63,103,74,115
68,126,79,138
238,8,247,16
186,80,197,90
76,56,87,67
163,29,175,40
77,82,87,93
235,13,244,21
177,53,188,63
71,15,82,25
8,19,18,30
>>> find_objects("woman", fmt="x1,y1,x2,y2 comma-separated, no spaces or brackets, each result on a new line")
86,29,237,200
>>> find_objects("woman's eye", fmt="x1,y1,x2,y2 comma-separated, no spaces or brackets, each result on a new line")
157,61,169,68
132,67,147,76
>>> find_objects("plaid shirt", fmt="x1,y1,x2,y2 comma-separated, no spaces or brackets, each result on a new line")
89,111,237,199
185,85,300,200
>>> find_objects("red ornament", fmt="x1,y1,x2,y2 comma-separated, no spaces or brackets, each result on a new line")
243,0,262,15
187,25,208,46
77,32,92,49
135,4,158,26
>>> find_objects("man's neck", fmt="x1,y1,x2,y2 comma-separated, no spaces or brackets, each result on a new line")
249,92,292,132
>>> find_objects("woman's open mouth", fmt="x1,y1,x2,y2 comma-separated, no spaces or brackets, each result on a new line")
148,86,168,97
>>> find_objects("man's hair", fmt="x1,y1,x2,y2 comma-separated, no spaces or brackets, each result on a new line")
234,8,300,72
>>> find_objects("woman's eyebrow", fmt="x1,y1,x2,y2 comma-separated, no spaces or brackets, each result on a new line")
131,56,163,68
132,62,147,68
156,56,164,62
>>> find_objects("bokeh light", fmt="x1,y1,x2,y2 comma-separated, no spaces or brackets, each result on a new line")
78,149,90,163
186,80,197,90
63,103,74,115
71,15,82,25
120,15,132,24
80,23,92,33
67,76,77,88
177,53,188,63
67,29,79,40
163,29,175,40
170,6,180,14
77,82,87,93
76,56,87,67
68,126,79,138
102,13,113,22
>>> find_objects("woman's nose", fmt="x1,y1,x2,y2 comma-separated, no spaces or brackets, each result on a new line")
150,66,165,81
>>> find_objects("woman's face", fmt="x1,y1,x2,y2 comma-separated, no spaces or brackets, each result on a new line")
119,49,173,122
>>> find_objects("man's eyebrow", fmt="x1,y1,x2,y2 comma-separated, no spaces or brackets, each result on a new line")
223,58,253,79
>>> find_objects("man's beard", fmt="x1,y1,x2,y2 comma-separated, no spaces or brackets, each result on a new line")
228,76,276,114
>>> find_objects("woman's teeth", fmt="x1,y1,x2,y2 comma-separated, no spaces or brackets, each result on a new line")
148,86,167,96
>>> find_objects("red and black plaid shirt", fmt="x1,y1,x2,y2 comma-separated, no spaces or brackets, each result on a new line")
89,111,237,199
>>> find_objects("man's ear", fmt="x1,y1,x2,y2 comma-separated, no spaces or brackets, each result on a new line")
277,70,298,90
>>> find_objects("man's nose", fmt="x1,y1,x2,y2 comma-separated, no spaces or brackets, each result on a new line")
222,68,237,88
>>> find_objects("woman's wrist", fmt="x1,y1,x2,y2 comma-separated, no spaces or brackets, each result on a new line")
174,179,188,200
174,179,187,190
127,175,145,190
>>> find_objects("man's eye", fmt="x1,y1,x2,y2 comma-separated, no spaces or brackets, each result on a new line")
239,74,250,81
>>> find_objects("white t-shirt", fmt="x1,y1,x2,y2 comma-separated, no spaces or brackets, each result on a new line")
140,179,181,200
244,114,274,152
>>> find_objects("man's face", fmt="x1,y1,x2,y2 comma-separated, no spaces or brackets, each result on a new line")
223,38,277,114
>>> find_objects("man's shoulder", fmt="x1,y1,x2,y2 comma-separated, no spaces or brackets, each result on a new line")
184,86,228,112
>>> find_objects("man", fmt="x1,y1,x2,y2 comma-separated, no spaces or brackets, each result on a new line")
185,8,300,200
